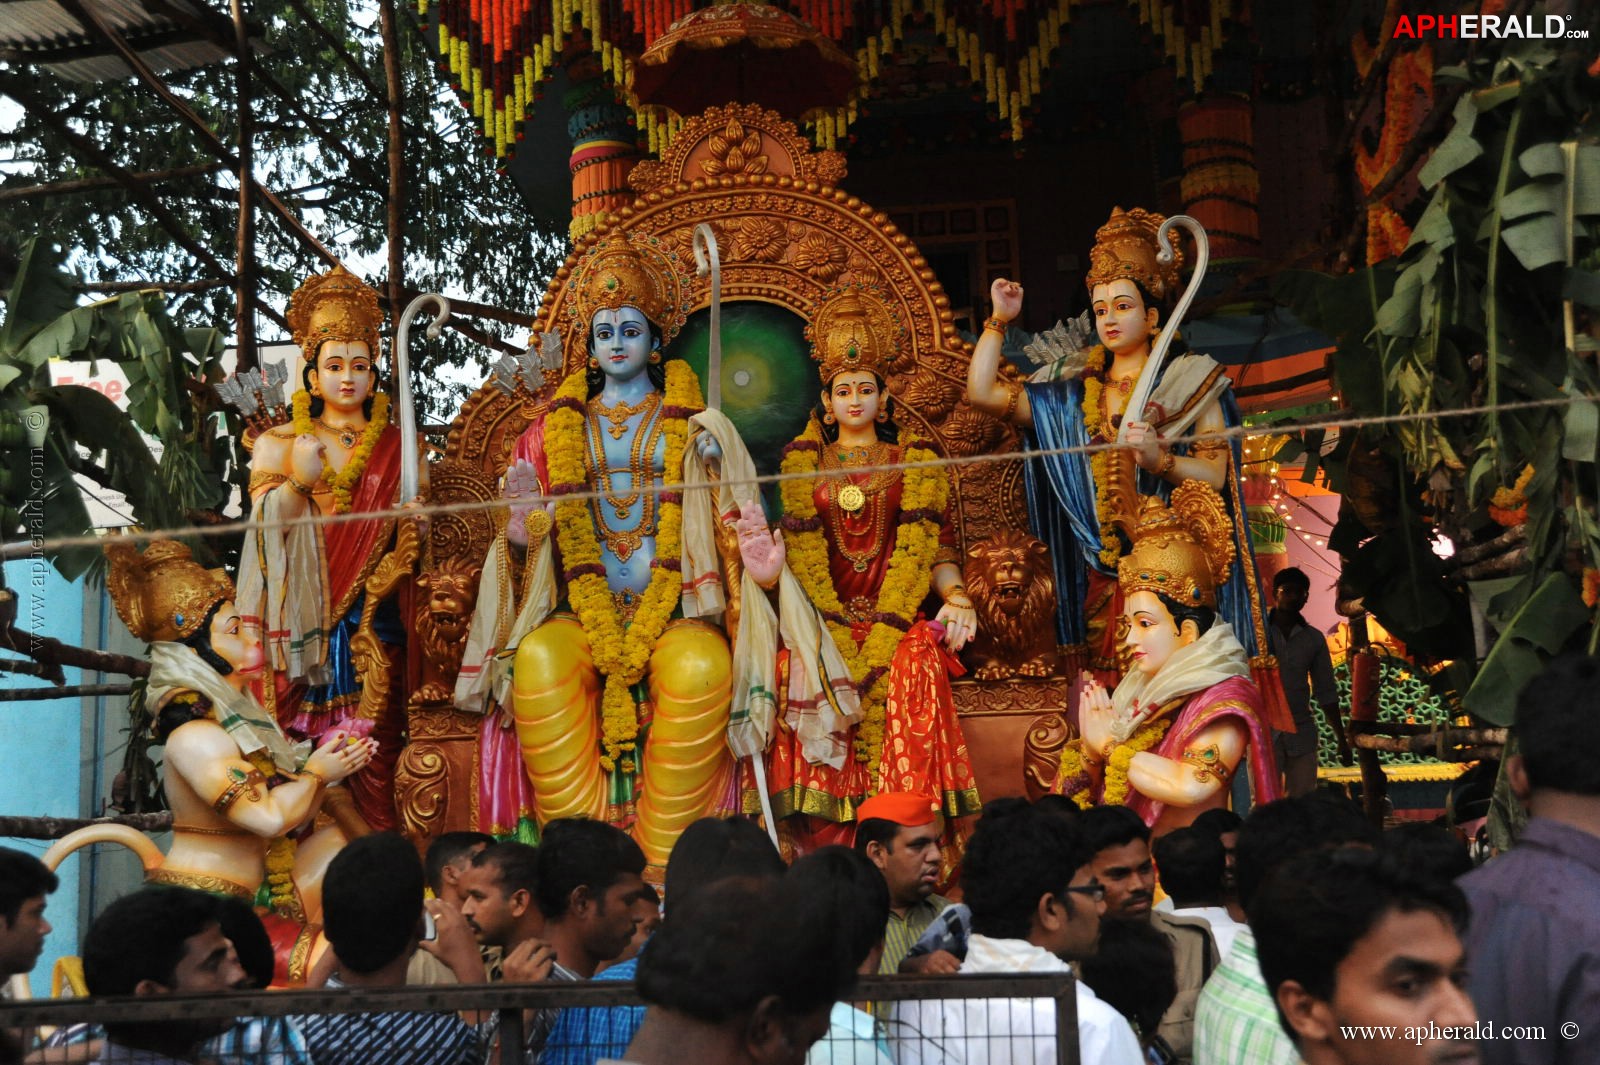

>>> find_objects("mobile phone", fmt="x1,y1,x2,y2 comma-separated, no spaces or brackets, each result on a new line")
421,910,438,942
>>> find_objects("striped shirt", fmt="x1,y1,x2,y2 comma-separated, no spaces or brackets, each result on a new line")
880,895,952,975
1191,928,1297,1065
291,975,488,1065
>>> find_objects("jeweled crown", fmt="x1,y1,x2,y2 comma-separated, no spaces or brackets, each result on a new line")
1117,481,1236,609
286,265,384,360
105,538,235,644
567,230,691,346
1085,206,1182,303
808,286,902,383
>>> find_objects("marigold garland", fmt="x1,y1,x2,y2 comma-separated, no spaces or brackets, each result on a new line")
546,361,697,772
1074,345,1125,570
1056,715,1172,809
290,390,392,514
779,417,948,765
264,833,299,917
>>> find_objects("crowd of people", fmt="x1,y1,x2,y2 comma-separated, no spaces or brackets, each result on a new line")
4,653,1599,1065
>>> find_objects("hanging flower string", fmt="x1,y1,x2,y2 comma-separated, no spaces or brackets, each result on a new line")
779,416,947,765
1074,344,1122,569
546,360,696,772
290,390,391,515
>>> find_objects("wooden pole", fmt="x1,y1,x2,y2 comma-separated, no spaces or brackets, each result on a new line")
0,623,151,680
378,0,407,329
0,812,172,840
231,0,258,372
0,684,133,701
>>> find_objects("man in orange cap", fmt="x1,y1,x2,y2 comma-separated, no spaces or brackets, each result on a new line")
853,793,954,975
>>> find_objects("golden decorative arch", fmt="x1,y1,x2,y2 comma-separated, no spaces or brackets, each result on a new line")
446,109,1029,553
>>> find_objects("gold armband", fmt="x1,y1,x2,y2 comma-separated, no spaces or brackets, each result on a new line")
1156,449,1177,478
1000,379,1022,422
983,316,1011,335
1181,744,1233,785
212,767,267,815
249,470,288,493
288,476,317,497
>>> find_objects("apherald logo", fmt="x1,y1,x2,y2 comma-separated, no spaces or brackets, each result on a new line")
1394,13,1587,39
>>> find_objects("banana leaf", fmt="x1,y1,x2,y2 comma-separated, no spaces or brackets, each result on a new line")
1463,572,1591,725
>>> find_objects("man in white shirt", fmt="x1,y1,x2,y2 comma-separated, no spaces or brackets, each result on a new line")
1153,827,1245,959
891,799,1143,1065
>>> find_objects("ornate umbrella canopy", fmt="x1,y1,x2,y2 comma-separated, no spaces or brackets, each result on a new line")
628,0,857,120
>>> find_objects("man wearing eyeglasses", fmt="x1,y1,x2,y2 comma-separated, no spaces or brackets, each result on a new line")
890,799,1143,1065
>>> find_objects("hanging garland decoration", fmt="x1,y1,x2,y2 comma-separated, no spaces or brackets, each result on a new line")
779,416,947,764
1073,344,1123,570
290,390,392,514
545,360,697,772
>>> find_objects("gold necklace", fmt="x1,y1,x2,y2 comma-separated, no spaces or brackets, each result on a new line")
592,392,660,441
314,416,361,449
820,443,897,572
584,398,665,561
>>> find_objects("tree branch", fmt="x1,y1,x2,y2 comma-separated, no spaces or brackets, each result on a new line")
0,812,172,840
0,163,223,202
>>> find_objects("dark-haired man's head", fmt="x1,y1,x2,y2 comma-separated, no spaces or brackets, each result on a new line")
664,816,785,911
1078,918,1179,1043
213,895,275,990
425,830,494,907
1236,791,1378,913
1081,805,1155,920
1509,655,1600,818
0,847,56,979
633,874,856,1065
787,846,891,975
322,832,426,978
1253,849,1477,1065
1382,823,1473,883
1189,808,1242,891
1272,568,1311,616
1152,827,1226,910
962,800,1103,961
83,888,246,1052
853,793,944,914
461,841,542,949
536,818,649,976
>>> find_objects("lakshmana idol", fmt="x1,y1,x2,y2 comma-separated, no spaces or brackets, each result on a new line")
1052,482,1281,832
238,266,423,832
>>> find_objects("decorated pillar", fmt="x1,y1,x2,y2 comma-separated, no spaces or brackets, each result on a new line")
1177,93,1261,257
565,46,640,242
1243,434,1288,594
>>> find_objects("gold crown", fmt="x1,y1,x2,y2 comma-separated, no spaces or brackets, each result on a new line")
1084,206,1182,303
807,287,902,383
105,539,235,644
286,265,384,360
567,230,691,346
1117,481,1236,609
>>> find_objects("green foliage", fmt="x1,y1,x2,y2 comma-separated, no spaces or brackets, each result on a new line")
0,0,565,421
0,241,230,578
1274,40,1600,717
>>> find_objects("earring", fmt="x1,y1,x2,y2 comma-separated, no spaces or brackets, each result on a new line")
588,356,600,369
876,409,889,423
310,384,321,397
648,350,661,364
822,411,836,425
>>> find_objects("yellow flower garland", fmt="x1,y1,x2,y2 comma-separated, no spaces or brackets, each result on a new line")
546,362,696,772
290,390,392,514
780,418,948,765
1056,715,1172,808
1075,345,1123,570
